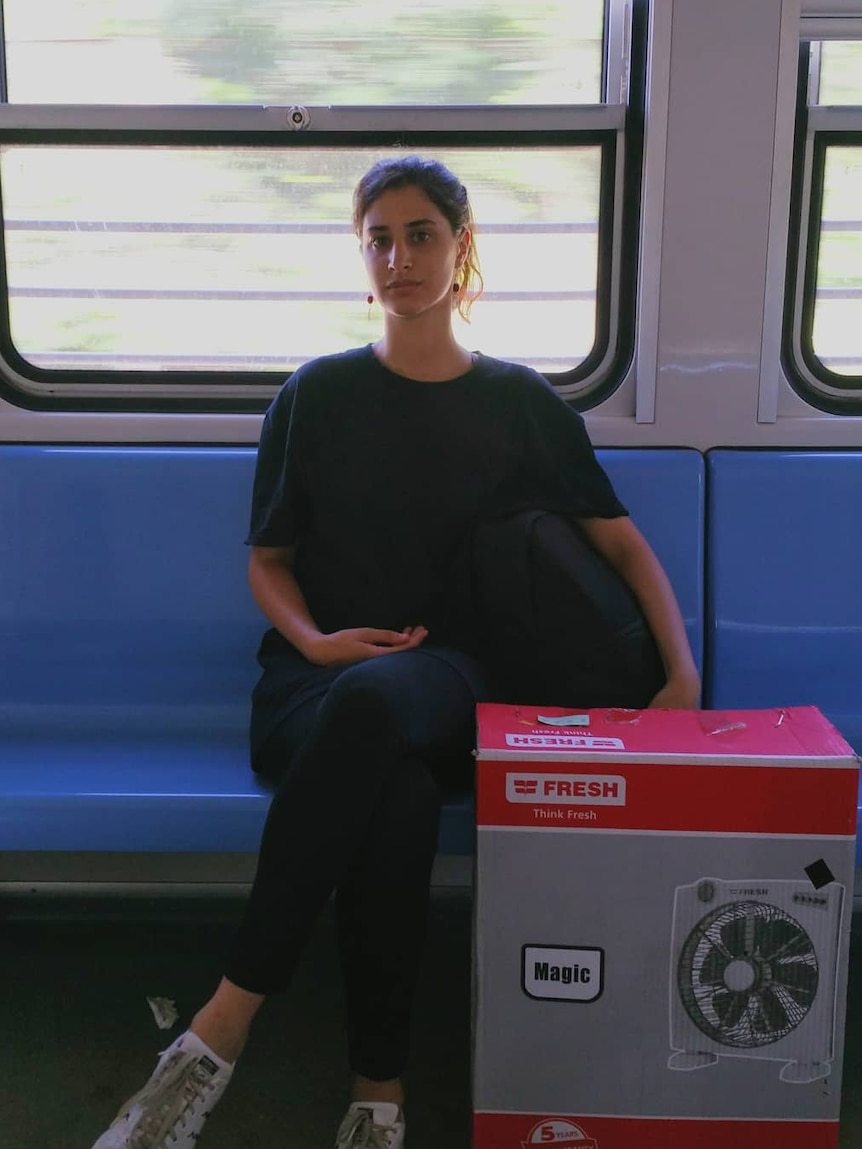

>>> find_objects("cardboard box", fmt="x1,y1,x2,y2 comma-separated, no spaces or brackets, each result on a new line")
473,704,859,1149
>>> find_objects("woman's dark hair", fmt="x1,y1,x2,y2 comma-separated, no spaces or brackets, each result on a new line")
353,155,483,320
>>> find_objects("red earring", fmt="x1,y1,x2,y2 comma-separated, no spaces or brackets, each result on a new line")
367,294,374,305
453,282,461,293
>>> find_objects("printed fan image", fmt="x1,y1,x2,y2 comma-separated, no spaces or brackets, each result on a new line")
678,900,817,1046
668,879,844,1083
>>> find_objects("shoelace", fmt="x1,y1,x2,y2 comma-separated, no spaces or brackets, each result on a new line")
110,1049,218,1148
338,1107,395,1149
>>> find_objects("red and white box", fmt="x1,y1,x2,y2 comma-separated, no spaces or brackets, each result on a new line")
472,704,859,1149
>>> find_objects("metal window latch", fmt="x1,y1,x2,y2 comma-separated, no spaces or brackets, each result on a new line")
287,106,311,130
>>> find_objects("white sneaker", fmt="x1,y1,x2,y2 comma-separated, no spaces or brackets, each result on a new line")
335,1101,405,1149
90,1030,233,1149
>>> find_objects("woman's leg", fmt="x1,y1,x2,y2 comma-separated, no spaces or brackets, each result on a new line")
184,668,340,1063
89,649,486,1148
224,648,487,997
335,755,443,1089
332,651,486,1097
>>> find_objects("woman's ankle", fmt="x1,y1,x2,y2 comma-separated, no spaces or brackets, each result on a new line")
188,1014,246,1064
351,1075,404,1106
189,978,265,1064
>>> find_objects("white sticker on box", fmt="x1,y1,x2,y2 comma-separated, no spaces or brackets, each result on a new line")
537,713,591,726
506,773,626,804
522,945,604,1002
505,733,624,750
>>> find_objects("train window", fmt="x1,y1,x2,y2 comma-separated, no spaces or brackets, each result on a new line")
817,40,862,104
3,1,603,107
1,145,602,379
0,0,643,413
785,36,862,411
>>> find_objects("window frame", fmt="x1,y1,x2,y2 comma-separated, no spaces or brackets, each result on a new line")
0,0,645,414
783,32,862,414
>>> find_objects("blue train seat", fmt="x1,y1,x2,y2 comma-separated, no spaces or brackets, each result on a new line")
705,450,862,860
0,445,704,858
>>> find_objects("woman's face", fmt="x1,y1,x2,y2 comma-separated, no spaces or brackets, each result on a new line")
360,184,470,322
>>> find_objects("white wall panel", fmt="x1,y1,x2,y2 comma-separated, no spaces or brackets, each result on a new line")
604,0,862,448
649,0,780,446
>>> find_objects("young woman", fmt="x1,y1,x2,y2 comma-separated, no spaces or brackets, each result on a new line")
91,156,700,1149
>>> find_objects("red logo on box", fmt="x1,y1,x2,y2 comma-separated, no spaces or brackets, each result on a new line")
522,1118,599,1148
512,779,539,795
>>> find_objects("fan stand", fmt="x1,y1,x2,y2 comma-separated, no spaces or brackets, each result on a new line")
779,1059,832,1084
667,1051,719,1070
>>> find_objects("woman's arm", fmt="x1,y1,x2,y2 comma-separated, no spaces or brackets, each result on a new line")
248,545,427,666
577,516,701,709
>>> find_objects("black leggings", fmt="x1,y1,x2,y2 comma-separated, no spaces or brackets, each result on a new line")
225,646,492,1081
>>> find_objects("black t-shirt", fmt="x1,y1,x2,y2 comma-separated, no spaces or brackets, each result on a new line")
247,344,626,649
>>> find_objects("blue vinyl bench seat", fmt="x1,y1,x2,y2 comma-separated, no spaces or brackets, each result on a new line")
0,445,703,861
0,706,480,854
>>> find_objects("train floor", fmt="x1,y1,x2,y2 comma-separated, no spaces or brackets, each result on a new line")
1,890,861,1149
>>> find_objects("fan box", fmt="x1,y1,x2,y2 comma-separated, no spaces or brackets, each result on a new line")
473,704,859,1149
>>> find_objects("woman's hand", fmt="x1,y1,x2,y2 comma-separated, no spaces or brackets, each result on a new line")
648,670,701,710
248,548,429,668
578,518,701,712
304,625,429,667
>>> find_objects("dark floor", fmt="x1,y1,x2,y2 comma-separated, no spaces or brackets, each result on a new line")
1,892,861,1149
0,890,473,1149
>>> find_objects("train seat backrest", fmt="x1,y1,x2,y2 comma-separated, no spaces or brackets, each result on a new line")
706,449,862,757
0,445,705,722
0,445,262,724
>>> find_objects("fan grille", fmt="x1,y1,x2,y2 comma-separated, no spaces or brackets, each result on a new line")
678,900,819,1048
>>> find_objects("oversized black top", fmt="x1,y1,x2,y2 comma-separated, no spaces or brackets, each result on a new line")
247,344,626,655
